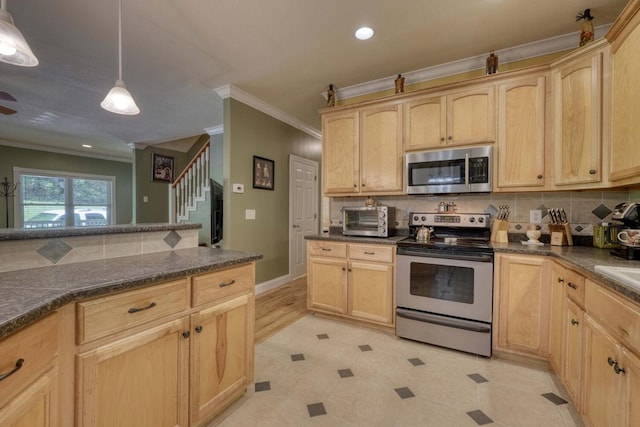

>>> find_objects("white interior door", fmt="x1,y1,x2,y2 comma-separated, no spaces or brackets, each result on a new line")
289,155,318,279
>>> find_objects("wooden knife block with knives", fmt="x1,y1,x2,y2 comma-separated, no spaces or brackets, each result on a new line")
548,208,573,246
491,205,510,243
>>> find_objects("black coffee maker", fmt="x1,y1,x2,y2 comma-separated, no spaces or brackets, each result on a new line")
611,202,640,260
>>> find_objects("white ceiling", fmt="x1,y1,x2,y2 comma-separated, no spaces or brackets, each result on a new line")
0,0,628,162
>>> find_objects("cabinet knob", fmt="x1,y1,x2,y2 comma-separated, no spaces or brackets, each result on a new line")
567,282,577,290
614,363,626,375
537,175,543,179
447,136,453,140
608,356,616,366
589,169,596,175
182,331,190,339
195,325,203,333
440,137,445,142
362,183,366,187
557,277,564,283
353,184,357,188
571,319,579,325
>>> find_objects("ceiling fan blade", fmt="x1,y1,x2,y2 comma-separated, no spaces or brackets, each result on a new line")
0,105,17,115
0,91,17,102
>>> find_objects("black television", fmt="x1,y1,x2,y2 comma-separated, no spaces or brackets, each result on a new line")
211,179,223,245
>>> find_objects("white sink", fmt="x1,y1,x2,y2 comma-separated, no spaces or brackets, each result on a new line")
594,265,640,291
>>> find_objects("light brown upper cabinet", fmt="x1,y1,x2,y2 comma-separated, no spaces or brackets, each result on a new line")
551,40,611,188
404,85,495,151
495,70,549,191
322,102,403,195
607,0,640,185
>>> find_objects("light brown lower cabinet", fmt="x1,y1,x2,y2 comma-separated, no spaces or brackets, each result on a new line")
0,313,60,427
307,241,395,327
563,299,583,409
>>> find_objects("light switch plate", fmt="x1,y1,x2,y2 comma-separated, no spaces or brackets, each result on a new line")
245,209,256,220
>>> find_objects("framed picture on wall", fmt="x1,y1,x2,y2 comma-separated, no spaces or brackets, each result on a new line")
253,156,274,190
152,153,174,183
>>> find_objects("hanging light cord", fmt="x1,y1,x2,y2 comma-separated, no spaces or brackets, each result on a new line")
117,0,123,80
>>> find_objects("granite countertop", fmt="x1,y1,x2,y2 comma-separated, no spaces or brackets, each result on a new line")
0,223,201,241
306,233,640,304
0,247,262,340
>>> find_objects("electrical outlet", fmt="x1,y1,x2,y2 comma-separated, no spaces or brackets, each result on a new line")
233,183,244,193
530,209,542,224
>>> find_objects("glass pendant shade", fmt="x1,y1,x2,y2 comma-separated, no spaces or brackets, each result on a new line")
0,8,38,66
100,79,140,115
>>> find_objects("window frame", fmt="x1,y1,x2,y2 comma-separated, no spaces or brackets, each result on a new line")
13,167,116,228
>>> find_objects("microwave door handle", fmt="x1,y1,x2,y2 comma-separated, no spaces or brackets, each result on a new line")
465,153,470,189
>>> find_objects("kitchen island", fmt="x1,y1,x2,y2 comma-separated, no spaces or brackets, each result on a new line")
0,224,262,427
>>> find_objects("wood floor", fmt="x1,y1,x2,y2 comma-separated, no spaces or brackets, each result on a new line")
254,276,309,343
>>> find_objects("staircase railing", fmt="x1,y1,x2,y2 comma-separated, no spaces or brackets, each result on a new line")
171,141,210,222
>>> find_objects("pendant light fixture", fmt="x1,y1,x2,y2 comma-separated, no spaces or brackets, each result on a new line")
101,0,139,115
0,0,38,66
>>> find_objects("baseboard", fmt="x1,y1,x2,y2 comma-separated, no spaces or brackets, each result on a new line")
255,274,292,295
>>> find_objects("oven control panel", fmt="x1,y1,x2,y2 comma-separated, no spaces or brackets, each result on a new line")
410,212,490,228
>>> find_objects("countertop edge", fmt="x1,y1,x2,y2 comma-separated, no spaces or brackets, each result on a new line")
0,223,202,241
0,249,262,340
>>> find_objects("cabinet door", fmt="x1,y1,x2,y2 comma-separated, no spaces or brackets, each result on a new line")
360,103,403,193
553,51,603,186
190,292,253,425
610,11,640,183
307,256,347,314
404,95,446,150
496,75,547,189
549,263,566,374
583,314,624,427
348,261,394,325
0,368,58,427
446,86,495,146
323,110,359,194
621,347,640,427
496,254,550,356
564,299,583,409
76,317,190,427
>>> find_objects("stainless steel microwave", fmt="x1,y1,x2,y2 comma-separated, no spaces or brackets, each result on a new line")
405,145,492,194
342,206,396,237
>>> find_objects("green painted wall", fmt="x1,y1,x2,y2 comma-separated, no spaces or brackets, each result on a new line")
0,144,133,228
134,146,190,223
223,98,322,284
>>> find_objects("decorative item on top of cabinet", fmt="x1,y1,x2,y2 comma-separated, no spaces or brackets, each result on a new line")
606,0,640,185
576,9,595,46
403,84,495,151
394,74,405,94
326,84,335,107
495,71,548,191
486,51,498,75
551,39,610,189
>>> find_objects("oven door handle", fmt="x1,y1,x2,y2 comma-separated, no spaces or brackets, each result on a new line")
396,308,491,333
397,250,493,263
465,153,470,189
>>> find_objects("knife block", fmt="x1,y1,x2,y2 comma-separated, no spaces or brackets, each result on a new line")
490,219,509,243
549,224,573,246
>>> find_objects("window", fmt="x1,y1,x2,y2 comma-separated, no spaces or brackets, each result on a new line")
15,168,115,228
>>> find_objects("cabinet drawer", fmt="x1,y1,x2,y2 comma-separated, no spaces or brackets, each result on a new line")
308,241,347,258
585,279,640,355
77,279,189,344
348,244,394,263
564,269,585,306
192,263,255,306
0,312,58,407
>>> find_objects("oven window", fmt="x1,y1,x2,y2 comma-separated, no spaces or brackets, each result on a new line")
409,262,474,304
344,210,378,231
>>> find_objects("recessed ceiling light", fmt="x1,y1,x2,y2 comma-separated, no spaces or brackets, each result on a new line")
82,144,92,148
355,27,374,40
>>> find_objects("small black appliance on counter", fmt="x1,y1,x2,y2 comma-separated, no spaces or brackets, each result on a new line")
610,202,640,260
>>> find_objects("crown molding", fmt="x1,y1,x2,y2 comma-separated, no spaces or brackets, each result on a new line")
0,139,133,163
204,125,224,135
333,25,612,100
214,85,322,140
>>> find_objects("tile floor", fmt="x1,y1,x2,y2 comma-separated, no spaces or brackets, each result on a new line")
213,315,584,427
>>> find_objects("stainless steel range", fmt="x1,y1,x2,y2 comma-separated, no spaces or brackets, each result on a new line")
395,212,494,357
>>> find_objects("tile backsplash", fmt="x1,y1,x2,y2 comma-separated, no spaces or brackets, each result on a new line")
328,191,631,237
